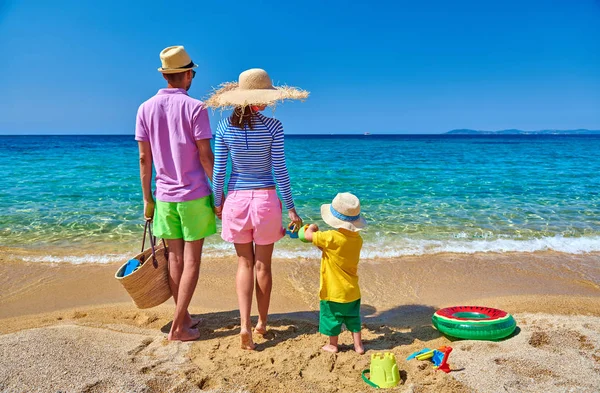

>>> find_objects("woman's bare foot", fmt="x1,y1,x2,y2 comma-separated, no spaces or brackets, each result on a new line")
321,344,339,353
240,330,256,350
168,326,200,342
184,312,204,328
254,321,267,335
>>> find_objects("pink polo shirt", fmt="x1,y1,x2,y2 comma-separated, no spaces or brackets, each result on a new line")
135,88,212,203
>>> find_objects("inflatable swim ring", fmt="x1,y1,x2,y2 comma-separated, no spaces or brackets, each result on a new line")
432,306,516,340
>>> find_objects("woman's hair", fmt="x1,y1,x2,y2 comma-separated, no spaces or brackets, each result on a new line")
230,106,256,130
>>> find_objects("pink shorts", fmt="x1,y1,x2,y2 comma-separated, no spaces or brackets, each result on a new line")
221,189,285,245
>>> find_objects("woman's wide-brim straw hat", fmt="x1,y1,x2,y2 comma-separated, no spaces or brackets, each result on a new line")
321,193,367,232
205,68,309,108
158,46,198,74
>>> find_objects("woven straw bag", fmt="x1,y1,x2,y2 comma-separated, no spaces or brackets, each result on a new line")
115,221,172,309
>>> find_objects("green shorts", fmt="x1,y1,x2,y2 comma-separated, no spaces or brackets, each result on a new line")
153,195,217,241
319,298,362,336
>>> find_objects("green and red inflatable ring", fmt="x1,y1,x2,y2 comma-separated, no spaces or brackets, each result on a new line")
432,306,517,340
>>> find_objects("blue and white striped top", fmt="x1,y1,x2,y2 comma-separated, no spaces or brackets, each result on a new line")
212,112,295,210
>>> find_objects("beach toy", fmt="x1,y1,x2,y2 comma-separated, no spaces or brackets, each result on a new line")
407,346,453,373
361,352,400,389
432,306,516,341
415,349,435,361
406,348,431,361
432,346,452,373
298,224,311,243
431,349,445,366
122,259,141,277
286,222,300,239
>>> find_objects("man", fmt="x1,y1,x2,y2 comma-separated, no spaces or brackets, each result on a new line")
135,46,216,341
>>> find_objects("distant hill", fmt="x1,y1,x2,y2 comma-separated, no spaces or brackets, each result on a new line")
446,129,600,135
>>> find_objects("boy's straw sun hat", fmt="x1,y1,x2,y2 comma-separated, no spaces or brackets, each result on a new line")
158,46,198,74
205,68,309,108
321,193,366,232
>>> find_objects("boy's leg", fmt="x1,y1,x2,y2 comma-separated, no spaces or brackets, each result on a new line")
322,335,339,353
344,299,364,354
352,331,365,354
320,300,343,352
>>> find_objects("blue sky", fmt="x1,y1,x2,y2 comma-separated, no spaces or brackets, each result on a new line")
0,0,599,134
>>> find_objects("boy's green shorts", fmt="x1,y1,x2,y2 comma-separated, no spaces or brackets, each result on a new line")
319,298,362,336
153,195,217,241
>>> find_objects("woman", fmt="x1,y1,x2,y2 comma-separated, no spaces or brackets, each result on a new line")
206,68,308,350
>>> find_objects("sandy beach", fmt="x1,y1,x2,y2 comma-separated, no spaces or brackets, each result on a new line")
1,249,599,392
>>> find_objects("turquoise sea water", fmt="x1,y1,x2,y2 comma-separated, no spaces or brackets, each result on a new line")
1,135,599,262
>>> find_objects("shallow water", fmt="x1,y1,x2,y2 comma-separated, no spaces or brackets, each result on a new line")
1,134,599,262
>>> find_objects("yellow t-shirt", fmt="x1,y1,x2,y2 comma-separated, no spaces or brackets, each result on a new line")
312,228,362,303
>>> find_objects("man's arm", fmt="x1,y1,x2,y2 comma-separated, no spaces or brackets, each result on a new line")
138,141,154,220
196,139,214,183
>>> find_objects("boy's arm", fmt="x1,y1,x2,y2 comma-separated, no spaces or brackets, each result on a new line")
303,224,319,243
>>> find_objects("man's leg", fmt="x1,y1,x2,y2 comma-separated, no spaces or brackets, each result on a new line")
168,195,215,340
168,238,204,341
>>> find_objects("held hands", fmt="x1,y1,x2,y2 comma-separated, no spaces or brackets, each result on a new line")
214,193,225,220
215,205,223,220
144,199,155,221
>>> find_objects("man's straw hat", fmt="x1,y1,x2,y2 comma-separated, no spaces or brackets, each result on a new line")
158,46,198,74
321,193,366,232
205,68,309,108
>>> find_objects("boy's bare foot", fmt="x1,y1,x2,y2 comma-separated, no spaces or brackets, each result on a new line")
168,327,200,342
352,331,364,354
240,330,256,350
321,344,339,353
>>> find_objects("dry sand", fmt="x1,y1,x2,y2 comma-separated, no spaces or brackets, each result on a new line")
0,250,599,392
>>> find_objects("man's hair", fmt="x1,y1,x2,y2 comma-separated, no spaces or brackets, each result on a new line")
164,71,187,84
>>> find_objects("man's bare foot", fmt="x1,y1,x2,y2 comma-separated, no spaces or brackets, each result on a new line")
168,327,200,342
354,343,365,354
254,321,267,335
240,330,256,350
321,344,339,353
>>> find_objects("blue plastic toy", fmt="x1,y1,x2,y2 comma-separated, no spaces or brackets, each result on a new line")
286,222,300,239
432,349,445,367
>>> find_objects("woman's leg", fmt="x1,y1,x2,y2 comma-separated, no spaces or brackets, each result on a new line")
254,243,274,334
234,242,256,350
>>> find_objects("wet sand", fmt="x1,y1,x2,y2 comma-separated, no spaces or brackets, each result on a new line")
0,249,599,392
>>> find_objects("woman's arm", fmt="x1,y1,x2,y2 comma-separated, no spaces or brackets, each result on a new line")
271,121,302,226
212,123,228,215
